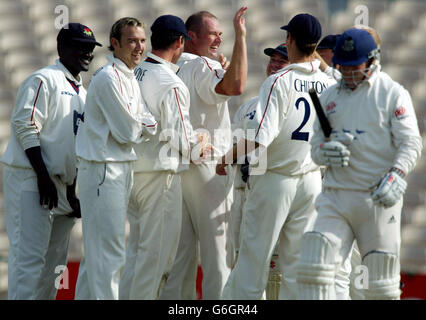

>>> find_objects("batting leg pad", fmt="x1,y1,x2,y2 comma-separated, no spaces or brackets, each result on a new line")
297,232,336,300
362,251,401,300
265,254,282,300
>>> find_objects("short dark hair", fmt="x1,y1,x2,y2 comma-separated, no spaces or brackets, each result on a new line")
185,11,217,35
108,17,144,51
151,31,182,50
288,32,317,56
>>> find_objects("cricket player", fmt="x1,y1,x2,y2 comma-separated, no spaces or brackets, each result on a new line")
121,15,210,300
296,28,422,300
231,43,290,258
160,7,248,300
74,17,157,300
0,23,101,299
231,44,290,300
218,13,335,300
317,34,339,66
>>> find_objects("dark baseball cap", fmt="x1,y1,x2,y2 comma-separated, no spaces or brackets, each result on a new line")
317,34,339,51
281,13,322,45
264,43,288,59
57,23,102,46
151,15,191,40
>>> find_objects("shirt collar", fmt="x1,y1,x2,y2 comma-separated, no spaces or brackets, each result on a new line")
281,59,321,74
107,53,135,77
56,59,82,85
147,52,180,73
365,63,381,86
339,63,381,92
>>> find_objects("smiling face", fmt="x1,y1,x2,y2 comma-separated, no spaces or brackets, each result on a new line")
317,48,334,66
191,17,222,59
266,52,289,76
59,40,96,78
111,25,146,69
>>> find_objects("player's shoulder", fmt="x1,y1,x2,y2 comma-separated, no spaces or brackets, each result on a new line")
199,55,222,70
138,61,184,89
90,63,117,86
181,54,222,72
19,64,62,90
376,70,405,92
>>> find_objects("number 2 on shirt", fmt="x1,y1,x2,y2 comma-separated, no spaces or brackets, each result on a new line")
291,97,310,141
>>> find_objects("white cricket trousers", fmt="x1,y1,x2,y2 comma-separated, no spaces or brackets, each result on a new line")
160,162,234,300
121,172,182,299
221,169,322,300
314,188,402,265
74,160,133,300
3,165,75,300
311,188,402,284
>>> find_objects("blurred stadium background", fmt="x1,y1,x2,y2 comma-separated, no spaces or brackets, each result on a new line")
0,0,425,299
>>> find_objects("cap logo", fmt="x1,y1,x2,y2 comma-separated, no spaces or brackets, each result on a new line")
342,38,354,52
83,28,93,36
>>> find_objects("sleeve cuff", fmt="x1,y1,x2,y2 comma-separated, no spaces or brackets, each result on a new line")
22,138,41,151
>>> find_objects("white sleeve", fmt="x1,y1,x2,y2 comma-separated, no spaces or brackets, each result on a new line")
95,76,153,145
160,86,196,161
390,88,423,175
232,101,248,132
246,76,285,147
193,58,230,105
324,66,341,82
310,113,327,166
12,76,47,150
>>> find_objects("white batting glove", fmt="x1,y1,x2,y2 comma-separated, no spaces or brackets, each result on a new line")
330,131,354,146
317,140,350,167
370,170,407,208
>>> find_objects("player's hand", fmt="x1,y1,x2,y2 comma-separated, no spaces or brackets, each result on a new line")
200,143,213,159
317,140,350,167
37,174,58,210
66,184,81,218
370,170,407,208
216,162,228,175
330,131,354,146
218,54,230,70
140,112,158,136
233,6,247,38
191,132,213,163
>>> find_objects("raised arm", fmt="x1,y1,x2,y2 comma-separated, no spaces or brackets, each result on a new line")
215,6,248,96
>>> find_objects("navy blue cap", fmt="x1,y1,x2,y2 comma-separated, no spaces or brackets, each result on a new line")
317,34,339,51
333,28,377,66
281,13,322,45
151,15,191,40
264,43,288,59
57,23,102,46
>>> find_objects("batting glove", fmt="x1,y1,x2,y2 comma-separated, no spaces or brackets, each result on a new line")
330,131,354,146
370,170,407,208
317,140,351,167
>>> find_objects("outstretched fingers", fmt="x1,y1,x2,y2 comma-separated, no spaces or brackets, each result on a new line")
234,6,247,36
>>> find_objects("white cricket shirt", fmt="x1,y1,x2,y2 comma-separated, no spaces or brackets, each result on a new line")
1,60,86,185
76,54,157,163
133,52,196,173
312,65,423,191
247,60,335,176
177,52,232,158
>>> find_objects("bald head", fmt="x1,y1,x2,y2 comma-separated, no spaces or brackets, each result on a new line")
185,11,218,35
